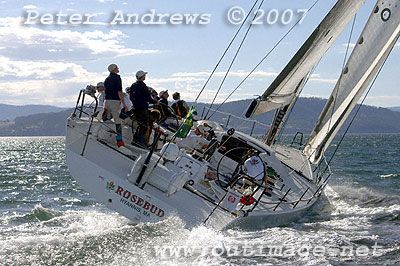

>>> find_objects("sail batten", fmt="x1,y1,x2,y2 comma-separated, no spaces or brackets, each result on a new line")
246,0,366,118
305,0,400,164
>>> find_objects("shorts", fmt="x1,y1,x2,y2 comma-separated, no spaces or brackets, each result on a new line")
105,99,122,124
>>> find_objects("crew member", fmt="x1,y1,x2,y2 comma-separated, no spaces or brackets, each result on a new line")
104,63,128,147
171,92,189,119
130,70,158,145
177,125,210,152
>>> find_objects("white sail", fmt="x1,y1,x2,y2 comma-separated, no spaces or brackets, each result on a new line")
305,0,400,164
245,0,365,118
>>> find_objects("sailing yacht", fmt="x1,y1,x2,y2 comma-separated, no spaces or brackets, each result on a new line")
65,0,400,229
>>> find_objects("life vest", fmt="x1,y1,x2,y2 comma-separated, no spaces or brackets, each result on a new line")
172,100,188,117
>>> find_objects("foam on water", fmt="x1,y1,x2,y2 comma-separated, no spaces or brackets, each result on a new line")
380,173,399,179
1,136,399,265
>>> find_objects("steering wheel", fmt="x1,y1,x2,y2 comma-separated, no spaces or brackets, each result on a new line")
216,146,252,189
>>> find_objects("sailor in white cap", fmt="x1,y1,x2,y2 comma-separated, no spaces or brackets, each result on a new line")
130,70,158,145
104,63,128,147
157,89,176,124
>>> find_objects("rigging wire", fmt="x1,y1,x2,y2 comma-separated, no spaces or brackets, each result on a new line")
204,0,266,119
326,14,357,135
207,0,322,120
277,14,357,176
194,0,261,103
300,14,358,167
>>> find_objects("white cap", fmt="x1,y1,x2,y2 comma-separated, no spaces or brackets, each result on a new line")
96,82,104,87
158,90,168,97
107,63,118,72
136,70,147,78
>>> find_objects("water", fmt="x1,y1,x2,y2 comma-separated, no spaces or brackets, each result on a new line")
0,135,399,265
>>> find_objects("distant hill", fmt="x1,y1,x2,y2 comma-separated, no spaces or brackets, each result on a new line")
0,109,73,136
1,98,400,136
389,106,400,112
0,104,67,121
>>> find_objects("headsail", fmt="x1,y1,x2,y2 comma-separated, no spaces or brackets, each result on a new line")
304,0,400,164
245,0,366,118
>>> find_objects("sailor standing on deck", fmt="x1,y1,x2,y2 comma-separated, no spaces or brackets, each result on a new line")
104,63,128,147
95,82,106,120
130,70,158,145
96,82,105,107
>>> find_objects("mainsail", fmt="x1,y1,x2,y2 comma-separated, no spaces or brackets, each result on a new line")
305,0,400,164
245,0,365,118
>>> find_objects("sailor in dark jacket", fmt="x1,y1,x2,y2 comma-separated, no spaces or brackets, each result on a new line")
130,70,158,145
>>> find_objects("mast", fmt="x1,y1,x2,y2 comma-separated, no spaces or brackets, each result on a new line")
264,77,306,146
305,0,400,164
245,0,366,118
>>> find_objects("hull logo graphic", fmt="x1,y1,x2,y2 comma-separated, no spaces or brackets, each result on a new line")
106,181,115,192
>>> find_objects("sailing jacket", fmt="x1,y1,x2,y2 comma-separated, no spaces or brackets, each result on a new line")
130,81,156,111
104,72,122,100
158,98,175,119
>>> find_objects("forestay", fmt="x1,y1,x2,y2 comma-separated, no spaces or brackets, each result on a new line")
305,0,400,164
245,0,365,118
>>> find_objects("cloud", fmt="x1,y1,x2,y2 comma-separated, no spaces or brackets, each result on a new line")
0,55,106,106
0,55,93,80
172,70,278,78
23,5,37,9
0,17,159,61
0,50,344,107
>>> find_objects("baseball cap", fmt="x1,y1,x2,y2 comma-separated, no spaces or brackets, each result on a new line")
96,82,104,87
158,90,168,97
136,70,148,78
107,63,118,72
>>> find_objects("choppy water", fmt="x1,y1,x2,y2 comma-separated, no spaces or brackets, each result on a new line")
0,135,399,265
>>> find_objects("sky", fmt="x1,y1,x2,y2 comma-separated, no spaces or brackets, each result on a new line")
0,0,399,108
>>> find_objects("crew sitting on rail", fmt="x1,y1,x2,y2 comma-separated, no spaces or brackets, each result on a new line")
157,90,179,130
171,92,189,119
177,124,210,153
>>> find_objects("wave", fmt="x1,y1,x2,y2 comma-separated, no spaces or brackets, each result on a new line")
373,210,400,224
6,204,59,224
379,174,399,179
327,184,400,207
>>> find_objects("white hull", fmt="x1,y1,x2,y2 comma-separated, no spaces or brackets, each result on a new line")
66,114,322,229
